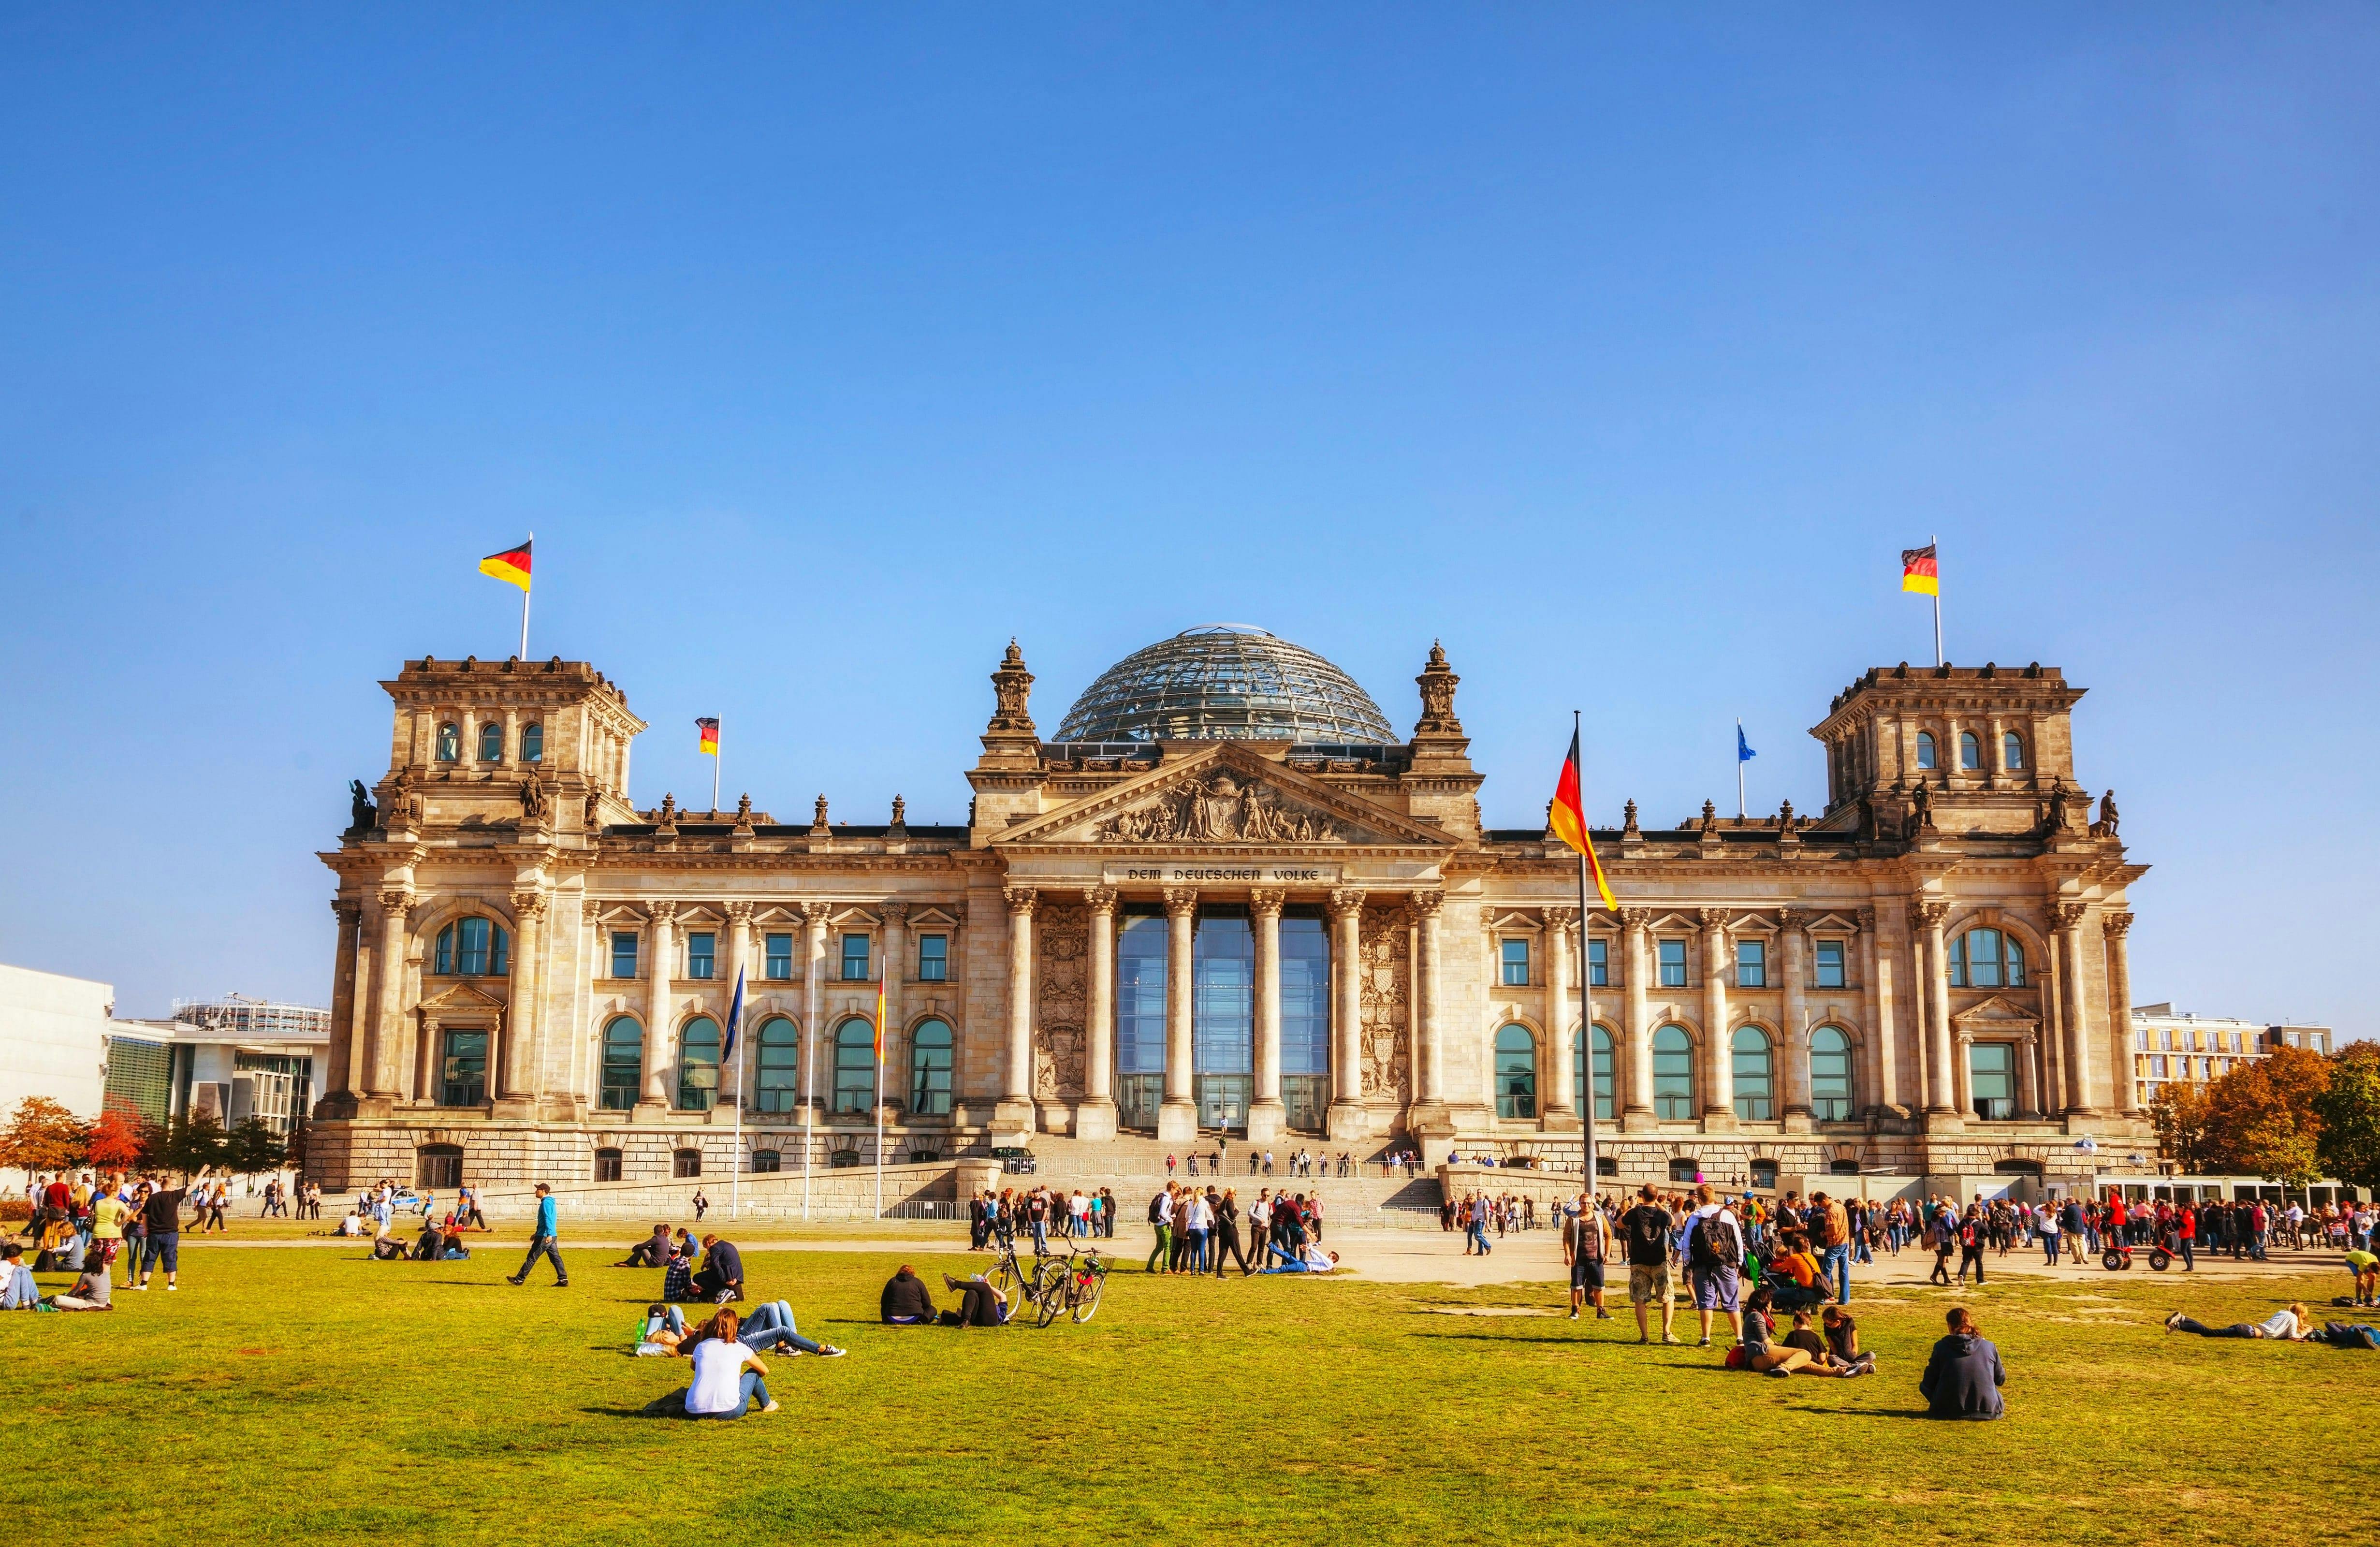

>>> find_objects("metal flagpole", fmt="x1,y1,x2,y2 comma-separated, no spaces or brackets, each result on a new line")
1575,710,1600,1199
873,979,886,1222
803,1010,816,1223
518,529,532,658
1736,719,1747,819
1931,532,1942,668
729,966,745,1221
711,719,721,814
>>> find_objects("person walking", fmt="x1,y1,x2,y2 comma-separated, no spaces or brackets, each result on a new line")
1683,1184,1743,1348
1213,1188,1251,1277
508,1182,569,1287
1956,1206,1988,1285
692,1187,709,1224
1812,1191,1852,1305
1146,1184,1174,1274
1564,1192,1611,1321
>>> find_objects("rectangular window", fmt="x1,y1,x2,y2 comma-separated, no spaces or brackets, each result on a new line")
1657,939,1687,988
1500,938,1529,987
1736,939,1766,988
1814,940,1846,989
686,932,715,981
610,931,638,980
918,934,948,981
1279,910,1329,1077
842,933,871,981
2229,1032,2243,1053
438,1028,489,1107
1587,938,1608,988
1968,1042,2015,1120
2135,1030,2150,1051
764,933,793,980
1947,933,1968,988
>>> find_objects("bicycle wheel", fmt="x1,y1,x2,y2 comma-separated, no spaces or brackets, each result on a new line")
1032,1255,1067,1305
1072,1267,1106,1324
989,1254,1023,1301
1034,1276,1064,1328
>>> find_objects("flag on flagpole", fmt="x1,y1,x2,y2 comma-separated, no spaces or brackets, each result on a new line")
874,977,887,1063
721,967,745,1063
1547,727,1617,910
1738,725,1757,763
479,540,533,592
696,717,719,755
1900,543,1940,595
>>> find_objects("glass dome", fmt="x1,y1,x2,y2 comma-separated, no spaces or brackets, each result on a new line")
1052,625,1394,745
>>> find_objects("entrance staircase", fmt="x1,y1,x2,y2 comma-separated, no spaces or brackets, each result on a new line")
995,1134,1444,1226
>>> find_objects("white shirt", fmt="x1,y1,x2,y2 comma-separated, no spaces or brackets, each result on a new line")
685,1337,757,1415
1071,1193,1090,1218
1189,1197,1213,1230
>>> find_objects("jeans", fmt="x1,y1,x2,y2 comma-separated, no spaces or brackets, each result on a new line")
740,1300,823,1355
1468,1224,1492,1255
2179,1240,2194,1270
692,1369,772,1418
141,1232,180,1277
2171,1316,2259,1339
514,1234,567,1284
2043,1234,2060,1264
1820,1243,1850,1304
1185,1228,1209,1273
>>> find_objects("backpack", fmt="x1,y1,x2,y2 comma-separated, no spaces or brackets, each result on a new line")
1627,1206,1669,1263
1688,1213,1740,1271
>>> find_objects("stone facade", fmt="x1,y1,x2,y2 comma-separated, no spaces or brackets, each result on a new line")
308,643,2153,1191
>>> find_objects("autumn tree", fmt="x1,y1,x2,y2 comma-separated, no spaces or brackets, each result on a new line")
0,1096,88,1175
2315,1041,2380,1193
84,1105,147,1172
2150,1081,2214,1174
2200,1045,2331,1184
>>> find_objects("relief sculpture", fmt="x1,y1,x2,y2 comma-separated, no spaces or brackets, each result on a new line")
1035,902,1088,1100
1098,769,1347,845
1359,906,1411,1105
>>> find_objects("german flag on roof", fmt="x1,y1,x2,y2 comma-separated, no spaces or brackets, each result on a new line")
1900,542,1939,596
480,539,532,592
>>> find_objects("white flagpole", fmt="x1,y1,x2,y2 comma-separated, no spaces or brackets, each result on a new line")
1736,719,1747,819
1931,532,1943,668
712,722,721,814
873,1026,885,1222
802,1013,815,1223
1574,709,1600,1197
731,970,744,1222
518,529,532,658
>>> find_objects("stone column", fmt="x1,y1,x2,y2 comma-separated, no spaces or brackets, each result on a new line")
502,707,519,767
365,888,414,1099
879,900,908,1053
1858,906,1896,1115
1544,906,1577,1119
576,898,603,1110
1077,888,1119,1141
2016,1029,2041,1118
1247,888,1286,1143
1915,901,1956,1117
1001,887,1038,1132
1327,888,1367,1139
501,889,548,1107
1413,890,1446,1107
1159,887,1199,1141
1779,908,1811,1131
325,900,362,1108
1699,908,1733,1126
1986,715,2007,788
418,1016,443,1103
802,900,832,1122
2055,904,2098,1115
640,902,677,1114
1621,908,1653,1128
2104,911,2139,1116
1952,1028,1974,1116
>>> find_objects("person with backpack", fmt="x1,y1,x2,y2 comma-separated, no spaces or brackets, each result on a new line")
1620,1184,1679,1346
1684,1184,1744,1348
1956,1204,1988,1284
1145,1184,1174,1274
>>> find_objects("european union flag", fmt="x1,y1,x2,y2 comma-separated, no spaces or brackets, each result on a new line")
721,967,745,1062
1738,724,1757,763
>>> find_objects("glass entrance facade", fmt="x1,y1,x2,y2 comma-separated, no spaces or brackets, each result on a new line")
1117,910,1166,1129
1195,906,1253,1132
1280,907,1329,1132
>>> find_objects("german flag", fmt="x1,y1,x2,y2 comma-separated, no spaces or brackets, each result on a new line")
696,717,719,756
479,539,532,592
1548,727,1617,909
1901,542,1939,596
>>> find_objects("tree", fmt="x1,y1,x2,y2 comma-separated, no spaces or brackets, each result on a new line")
2201,1045,2332,1184
162,1114,227,1178
2316,1042,2380,1193
84,1105,147,1171
2150,1081,2214,1174
226,1117,285,1177
0,1097,88,1175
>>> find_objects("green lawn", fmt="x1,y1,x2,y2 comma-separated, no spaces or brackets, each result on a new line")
8,1239,2369,1546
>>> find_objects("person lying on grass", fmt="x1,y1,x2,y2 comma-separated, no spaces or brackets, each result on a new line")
1736,1284,1869,1378
2164,1302,2310,1341
1259,1243,1340,1274
938,1273,1012,1327
638,1301,845,1358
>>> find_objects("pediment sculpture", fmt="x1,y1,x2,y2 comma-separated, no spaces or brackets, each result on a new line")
1097,770,1350,845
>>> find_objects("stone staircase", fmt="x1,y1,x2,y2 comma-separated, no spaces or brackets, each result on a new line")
993,1134,1444,1225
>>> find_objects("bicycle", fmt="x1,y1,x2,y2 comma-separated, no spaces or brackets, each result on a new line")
1034,1237,1110,1327
986,1223,1065,1307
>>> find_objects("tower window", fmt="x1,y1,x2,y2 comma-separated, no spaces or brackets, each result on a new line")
436,723,461,762
1915,732,1937,770
477,722,504,762
1959,731,1981,770
435,917,509,977
2002,731,2024,770
520,722,543,762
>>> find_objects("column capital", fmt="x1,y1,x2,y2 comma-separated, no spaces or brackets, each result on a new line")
1162,886,1199,919
2103,910,2134,938
1326,886,1365,919
1910,899,1949,931
581,899,603,925
2051,901,2088,930
880,899,910,925
510,890,550,922
1697,905,1728,933
1855,904,1876,931
1544,905,1578,934
1246,887,1285,918
376,887,415,917
332,897,362,925
724,900,755,924
1081,885,1118,915
650,899,680,926
1004,885,1039,917
1410,889,1444,919
799,899,835,927
1777,906,1808,931
1618,906,1651,932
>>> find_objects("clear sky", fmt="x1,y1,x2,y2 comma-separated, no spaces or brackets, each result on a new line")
1,8,2373,1031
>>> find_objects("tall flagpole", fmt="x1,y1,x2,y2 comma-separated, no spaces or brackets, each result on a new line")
1736,719,1747,819
803,1006,816,1223
1575,709,1600,1198
873,977,886,1222
712,719,721,814
1931,531,1942,668
729,966,745,1222
518,529,533,658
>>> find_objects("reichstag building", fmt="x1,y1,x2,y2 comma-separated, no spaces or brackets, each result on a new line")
310,625,2152,1189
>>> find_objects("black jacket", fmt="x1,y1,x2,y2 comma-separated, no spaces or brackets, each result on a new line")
1918,1332,2005,1420
881,1269,936,1321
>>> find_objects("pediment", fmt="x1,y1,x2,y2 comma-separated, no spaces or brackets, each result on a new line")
994,744,1452,850
419,981,507,1015
1953,993,2039,1029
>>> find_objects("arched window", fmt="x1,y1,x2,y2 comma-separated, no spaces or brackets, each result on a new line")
677,1017,721,1111
1652,1025,1693,1121
1809,1026,1853,1121
477,722,504,762
434,917,509,977
1493,1025,1536,1120
1915,731,1937,770
1959,730,1981,770
521,722,543,762
2002,731,2024,770
909,1018,954,1116
1949,928,2024,988
1575,1025,1615,1122
599,1017,642,1111
832,1017,877,1114
754,1016,799,1113
1731,1026,1773,1121
435,722,461,762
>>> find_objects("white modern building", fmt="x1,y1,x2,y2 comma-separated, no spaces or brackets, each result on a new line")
102,995,331,1136
0,962,115,1116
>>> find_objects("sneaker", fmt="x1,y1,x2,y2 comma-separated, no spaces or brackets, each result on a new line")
1766,1366,1792,1379
760,1401,781,1414
817,1346,847,1358
1637,1335,1649,1345
1596,1309,1611,1319
555,1282,570,1288
1695,1337,1711,1348
1568,1308,1579,1321
130,1283,146,1292
166,1284,177,1292
1661,1336,1684,1345
507,1275,524,1286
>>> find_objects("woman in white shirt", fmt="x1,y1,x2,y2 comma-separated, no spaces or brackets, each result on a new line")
2163,1301,2310,1341
681,1309,778,1419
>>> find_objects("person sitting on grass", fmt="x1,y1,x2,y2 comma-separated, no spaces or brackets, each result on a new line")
1765,1235,1826,1312
691,1235,744,1303
658,1309,779,1419
2164,1302,2310,1341
938,1273,1012,1328
641,1300,846,1358
1918,1307,2005,1420
1782,1309,1878,1375
622,1224,674,1269
45,1260,113,1312
1821,1306,1865,1365
0,1245,40,1311
881,1264,937,1324
336,1207,365,1237
1737,1285,1868,1379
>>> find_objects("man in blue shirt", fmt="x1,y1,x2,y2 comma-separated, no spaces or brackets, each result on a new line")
508,1183,569,1287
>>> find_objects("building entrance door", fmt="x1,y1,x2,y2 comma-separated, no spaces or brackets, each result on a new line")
1197,1075,1250,1133
1118,1074,1162,1132
1281,1075,1326,1133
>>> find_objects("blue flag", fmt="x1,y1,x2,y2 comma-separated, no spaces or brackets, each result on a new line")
1738,724,1757,762
721,966,745,1062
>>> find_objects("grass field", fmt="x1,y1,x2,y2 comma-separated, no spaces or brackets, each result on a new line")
8,1237,2369,1546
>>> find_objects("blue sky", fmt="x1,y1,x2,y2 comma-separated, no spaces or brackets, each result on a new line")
1,8,2373,1029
